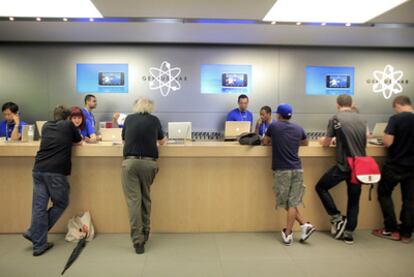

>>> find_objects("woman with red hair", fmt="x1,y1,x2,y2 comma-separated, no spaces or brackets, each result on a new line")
69,106,95,142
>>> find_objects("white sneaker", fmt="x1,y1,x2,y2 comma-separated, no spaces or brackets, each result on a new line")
300,223,316,242
281,229,293,246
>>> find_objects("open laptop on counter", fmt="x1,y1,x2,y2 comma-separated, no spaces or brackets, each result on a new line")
224,121,251,141
368,123,387,145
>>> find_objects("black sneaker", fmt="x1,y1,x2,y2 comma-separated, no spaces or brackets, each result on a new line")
343,234,354,245
33,242,54,256
134,243,145,254
22,232,33,243
333,216,347,240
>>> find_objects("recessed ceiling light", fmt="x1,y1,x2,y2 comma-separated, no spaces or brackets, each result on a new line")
345,23,351,27
296,22,301,25
36,17,41,21
321,22,327,26
63,18,68,22
9,17,14,21
0,0,103,18
271,21,277,25
89,18,94,22
263,0,408,23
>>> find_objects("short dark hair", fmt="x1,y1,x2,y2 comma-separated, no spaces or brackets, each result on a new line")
393,95,411,107
84,94,96,104
53,105,71,121
238,94,249,102
260,106,272,114
2,102,19,113
336,94,352,107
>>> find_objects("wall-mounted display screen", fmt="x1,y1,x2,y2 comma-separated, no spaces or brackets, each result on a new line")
201,64,252,94
77,64,128,93
306,66,354,95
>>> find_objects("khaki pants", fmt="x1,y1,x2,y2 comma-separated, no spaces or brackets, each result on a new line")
121,158,159,244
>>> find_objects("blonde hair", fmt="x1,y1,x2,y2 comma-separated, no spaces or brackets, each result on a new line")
133,98,154,114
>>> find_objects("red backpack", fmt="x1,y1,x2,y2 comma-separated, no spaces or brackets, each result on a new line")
347,156,381,200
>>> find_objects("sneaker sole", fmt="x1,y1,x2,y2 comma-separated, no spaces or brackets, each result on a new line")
372,231,400,241
335,219,347,240
344,239,354,245
300,228,316,243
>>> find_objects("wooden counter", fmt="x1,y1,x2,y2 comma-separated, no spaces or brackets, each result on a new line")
0,141,399,234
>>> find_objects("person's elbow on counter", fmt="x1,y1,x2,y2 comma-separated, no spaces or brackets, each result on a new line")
301,139,309,146
262,136,271,146
318,136,333,147
158,137,167,146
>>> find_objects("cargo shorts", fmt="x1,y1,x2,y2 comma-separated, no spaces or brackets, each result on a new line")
273,169,305,209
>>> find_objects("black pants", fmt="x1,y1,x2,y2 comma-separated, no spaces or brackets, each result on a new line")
378,164,414,237
315,165,361,232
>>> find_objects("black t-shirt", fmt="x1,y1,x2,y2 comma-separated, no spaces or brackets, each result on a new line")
122,113,165,159
385,112,414,167
33,120,82,176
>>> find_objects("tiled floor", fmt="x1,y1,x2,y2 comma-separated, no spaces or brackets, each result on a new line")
0,231,413,277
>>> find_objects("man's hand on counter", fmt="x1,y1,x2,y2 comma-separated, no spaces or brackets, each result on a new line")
318,136,334,147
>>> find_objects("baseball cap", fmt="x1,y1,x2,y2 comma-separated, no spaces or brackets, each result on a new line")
276,104,293,118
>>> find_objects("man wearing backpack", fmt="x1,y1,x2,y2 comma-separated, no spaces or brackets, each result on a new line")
316,94,367,244
263,104,315,246
373,95,414,243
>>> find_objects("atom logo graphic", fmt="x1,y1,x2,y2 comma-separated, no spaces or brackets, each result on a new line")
372,65,404,99
149,61,182,97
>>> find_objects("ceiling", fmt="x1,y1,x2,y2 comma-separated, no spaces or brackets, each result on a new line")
0,0,413,47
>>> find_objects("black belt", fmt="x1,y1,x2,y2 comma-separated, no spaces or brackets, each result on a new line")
124,156,156,161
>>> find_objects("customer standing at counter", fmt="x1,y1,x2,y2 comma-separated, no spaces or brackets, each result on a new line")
373,95,414,243
263,104,315,246
81,94,97,142
23,105,82,256
121,98,166,254
316,94,366,244
0,102,27,141
255,105,276,137
226,94,253,126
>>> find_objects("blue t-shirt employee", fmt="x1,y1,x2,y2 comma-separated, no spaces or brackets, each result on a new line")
0,102,27,141
226,94,254,126
81,94,98,142
255,105,277,137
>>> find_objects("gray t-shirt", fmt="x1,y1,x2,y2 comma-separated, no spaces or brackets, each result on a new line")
326,110,367,172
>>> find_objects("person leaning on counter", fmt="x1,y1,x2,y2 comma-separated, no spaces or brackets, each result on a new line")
121,97,166,254
0,102,27,141
22,105,82,256
226,94,253,126
255,105,276,137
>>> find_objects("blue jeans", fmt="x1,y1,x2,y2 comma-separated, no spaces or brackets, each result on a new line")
26,172,70,252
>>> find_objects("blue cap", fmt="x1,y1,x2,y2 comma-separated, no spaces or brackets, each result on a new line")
276,104,293,118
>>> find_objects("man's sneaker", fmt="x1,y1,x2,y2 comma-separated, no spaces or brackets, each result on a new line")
343,233,354,245
281,229,293,246
372,228,400,241
33,242,54,256
332,216,347,240
22,232,33,243
300,223,316,243
134,242,145,254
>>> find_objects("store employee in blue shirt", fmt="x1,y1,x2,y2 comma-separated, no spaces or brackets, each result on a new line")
255,106,277,137
81,94,98,142
226,94,253,126
0,102,27,141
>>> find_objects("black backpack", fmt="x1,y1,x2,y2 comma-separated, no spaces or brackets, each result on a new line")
238,132,261,145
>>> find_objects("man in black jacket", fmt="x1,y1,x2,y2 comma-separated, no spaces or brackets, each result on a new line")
23,105,82,256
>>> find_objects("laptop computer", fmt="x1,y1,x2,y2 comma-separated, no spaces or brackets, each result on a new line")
224,121,251,141
36,121,47,137
168,122,192,143
369,123,387,145
100,128,122,143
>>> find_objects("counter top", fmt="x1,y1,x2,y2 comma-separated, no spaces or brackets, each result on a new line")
0,140,386,157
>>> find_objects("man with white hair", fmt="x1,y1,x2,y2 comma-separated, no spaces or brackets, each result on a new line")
121,98,166,254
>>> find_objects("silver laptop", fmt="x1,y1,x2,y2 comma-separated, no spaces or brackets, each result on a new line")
100,128,122,142
224,121,251,140
168,122,192,141
36,121,47,137
371,123,387,138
